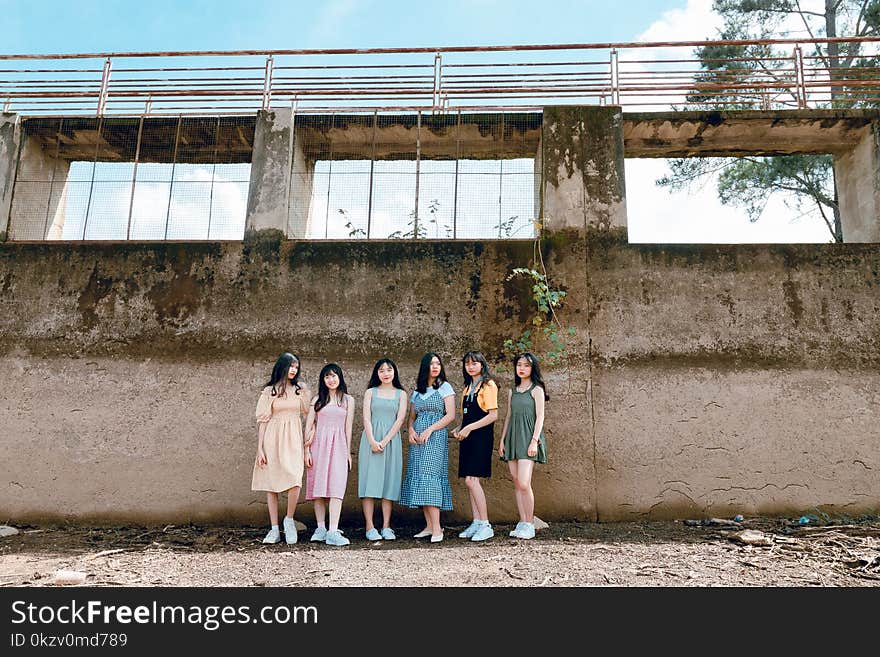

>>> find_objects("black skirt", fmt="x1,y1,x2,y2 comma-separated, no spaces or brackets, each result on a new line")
458,424,494,478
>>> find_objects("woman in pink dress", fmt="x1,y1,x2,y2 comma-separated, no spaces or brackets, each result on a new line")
304,363,355,546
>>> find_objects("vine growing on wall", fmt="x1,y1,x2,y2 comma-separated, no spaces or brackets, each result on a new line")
501,235,574,368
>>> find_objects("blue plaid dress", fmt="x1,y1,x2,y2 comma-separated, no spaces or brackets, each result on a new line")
399,386,454,510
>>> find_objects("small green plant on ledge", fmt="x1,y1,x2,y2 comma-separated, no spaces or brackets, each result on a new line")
502,266,574,368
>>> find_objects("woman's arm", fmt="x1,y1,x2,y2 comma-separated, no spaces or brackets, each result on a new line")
498,389,512,457
304,397,317,447
345,394,355,469
255,421,268,466
423,394,456,443
381,391,409,447
528,387,546,457
407,400,417,444
363,389,377,444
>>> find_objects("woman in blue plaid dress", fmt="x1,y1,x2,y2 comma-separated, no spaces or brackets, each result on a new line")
399,352,456,542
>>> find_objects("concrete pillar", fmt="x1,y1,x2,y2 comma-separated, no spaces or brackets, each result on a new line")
0,113,21,241
288,125,315,239
8,129,71,241
245,109,294,236
835,123,880,243
541,106,626,233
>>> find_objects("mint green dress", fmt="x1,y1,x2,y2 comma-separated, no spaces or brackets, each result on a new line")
501,383,547,463
358,388,404,500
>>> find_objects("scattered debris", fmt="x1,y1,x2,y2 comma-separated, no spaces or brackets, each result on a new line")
0,526,20,538
51,570,87,586
728,530,773,546
532,516,549,531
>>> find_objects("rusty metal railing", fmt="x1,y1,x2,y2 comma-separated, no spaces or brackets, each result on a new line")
2,37,880,116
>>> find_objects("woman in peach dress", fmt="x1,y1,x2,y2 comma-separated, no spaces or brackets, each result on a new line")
252,352,310,545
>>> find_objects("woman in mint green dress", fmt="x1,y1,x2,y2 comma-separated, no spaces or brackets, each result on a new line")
358,358,408,541
499,352,548,540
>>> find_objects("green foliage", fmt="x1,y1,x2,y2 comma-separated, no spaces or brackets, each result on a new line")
501,267,572,367
655,0,880,242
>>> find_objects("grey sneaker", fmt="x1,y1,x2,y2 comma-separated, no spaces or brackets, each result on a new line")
380,527,396,540
310,526,328,542
283,517,297,545
458,520,480,539
262,527,281,544
471,523,494,542
325,530,351,546
365,527,382,541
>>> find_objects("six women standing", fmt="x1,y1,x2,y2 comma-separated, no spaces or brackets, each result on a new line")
252,350,548,545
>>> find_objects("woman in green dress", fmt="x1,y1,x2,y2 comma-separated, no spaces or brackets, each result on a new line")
499,352,548,540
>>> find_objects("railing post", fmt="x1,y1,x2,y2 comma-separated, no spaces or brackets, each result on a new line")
262,55,275,111
793,45,808,109
96,57,112,116
610,48,620,105
433,52,443,113
2,97,10,113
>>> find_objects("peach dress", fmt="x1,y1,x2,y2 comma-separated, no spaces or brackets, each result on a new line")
250,386,309,492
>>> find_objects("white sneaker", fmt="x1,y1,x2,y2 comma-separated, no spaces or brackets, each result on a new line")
262,527,281,544
471,523,494,542
283,517,297,545
512,522,535,540
458,520,480,539
509,521,526,538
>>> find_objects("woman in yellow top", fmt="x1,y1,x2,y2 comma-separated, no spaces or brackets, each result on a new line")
451,351,498,542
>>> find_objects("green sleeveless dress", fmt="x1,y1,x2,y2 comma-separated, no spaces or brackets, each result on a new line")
501,383,547,463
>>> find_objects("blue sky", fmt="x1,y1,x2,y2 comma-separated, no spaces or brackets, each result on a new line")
1,0,833,243
0,0,685,54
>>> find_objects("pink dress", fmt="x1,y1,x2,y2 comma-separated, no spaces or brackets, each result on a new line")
306,398,350,500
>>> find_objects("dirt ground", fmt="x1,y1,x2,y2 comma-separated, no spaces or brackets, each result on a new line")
1,517,879,587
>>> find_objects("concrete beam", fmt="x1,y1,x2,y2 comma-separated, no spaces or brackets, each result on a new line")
835,123,880,243
542,106,627,232
245,109,294,236
624,109,878,157
0,113,20,241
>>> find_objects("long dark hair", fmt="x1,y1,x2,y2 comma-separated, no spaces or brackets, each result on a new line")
265,352,302,397
513,352,549,401
315,363,348,413
367,357,404,390
462,351,494,390
416,352,447,394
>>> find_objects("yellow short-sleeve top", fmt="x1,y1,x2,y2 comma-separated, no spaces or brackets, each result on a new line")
460,379,498,414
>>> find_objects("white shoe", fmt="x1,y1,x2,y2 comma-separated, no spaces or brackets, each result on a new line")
512,522,535,540
458,520,480,539
471,523,494,542
262,527,281,544
509,521,526,538
413,528,432,538
430,531,444,543
283,517,297,545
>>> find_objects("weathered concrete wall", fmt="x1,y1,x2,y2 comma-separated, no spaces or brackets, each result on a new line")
542,106,627,231
245,110,294,235
586,236,880,519
0,114,21,241
8,132,71,241
1,234,878,523
835,124,880,243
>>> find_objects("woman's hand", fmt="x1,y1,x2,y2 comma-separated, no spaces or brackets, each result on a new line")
347,453,352,470
457,426,471,441
498,442,505,458
257,449,267,468
408,428,417,445
370,440,383,454
527,438,539,458
304,449,313,469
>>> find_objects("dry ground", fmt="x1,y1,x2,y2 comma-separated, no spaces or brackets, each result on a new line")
2,517,879,587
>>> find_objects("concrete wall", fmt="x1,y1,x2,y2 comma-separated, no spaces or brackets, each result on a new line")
835,124,880,243
0,233,878,523
0,114,20,241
